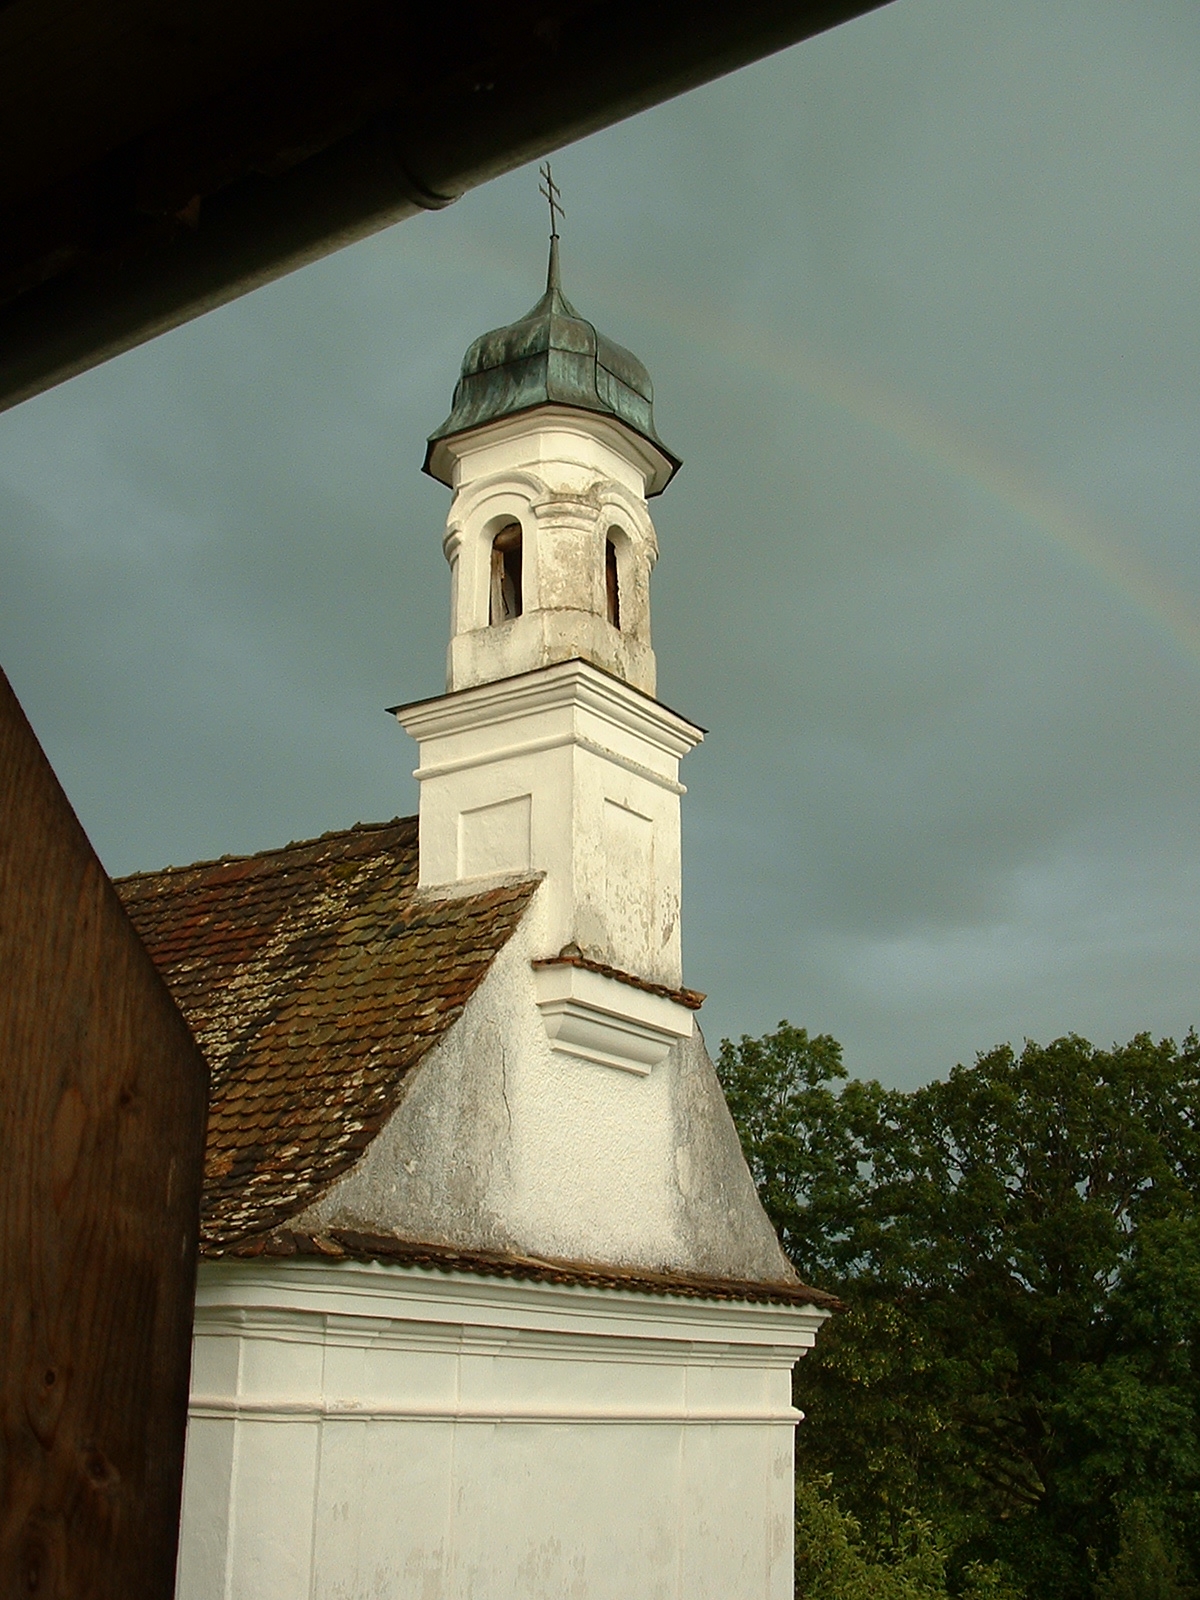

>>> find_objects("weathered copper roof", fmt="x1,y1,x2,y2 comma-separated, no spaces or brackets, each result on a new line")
116,818,537,1251
424,238,681,492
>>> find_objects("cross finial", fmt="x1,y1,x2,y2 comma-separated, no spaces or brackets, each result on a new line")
538,163,565,293
539,162,565,238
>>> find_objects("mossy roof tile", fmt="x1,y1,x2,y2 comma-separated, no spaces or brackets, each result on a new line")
117,816,536,1252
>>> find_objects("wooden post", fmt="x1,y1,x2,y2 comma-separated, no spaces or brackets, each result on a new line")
0,668,208,1597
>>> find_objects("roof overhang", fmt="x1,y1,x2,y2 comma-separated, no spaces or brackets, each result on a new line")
423,402,681,497
0,0,892,414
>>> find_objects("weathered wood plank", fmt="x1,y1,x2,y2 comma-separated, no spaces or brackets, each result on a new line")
0,667,208,1598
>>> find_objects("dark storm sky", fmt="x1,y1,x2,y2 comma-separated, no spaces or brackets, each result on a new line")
3,0,1200,1084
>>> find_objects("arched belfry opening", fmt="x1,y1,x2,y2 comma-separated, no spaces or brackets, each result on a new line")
490,521,523,624
605,535,620,630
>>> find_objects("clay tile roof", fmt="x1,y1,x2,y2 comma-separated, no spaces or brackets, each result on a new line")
216,1229,843,1311
531,945,705,1010
116,817,537,1251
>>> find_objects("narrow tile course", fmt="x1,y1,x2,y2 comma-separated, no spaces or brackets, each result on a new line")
211,1228,842,1310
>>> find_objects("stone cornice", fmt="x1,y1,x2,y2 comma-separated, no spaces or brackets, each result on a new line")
431,405,676,499
391,657,704,760
533,946,705,1011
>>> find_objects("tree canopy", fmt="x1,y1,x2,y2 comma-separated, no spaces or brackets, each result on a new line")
716,1024,1200,1599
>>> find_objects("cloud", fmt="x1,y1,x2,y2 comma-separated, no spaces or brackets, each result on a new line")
2,0,1199,1085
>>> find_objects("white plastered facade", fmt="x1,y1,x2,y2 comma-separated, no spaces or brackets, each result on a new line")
435,407,667,698
289,903,796,1280
176,353,829,1598
397,404,703,1071
179,1260,824,1600
398,661,701,1071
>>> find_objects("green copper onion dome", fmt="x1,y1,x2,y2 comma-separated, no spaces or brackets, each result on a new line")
424,237,681,494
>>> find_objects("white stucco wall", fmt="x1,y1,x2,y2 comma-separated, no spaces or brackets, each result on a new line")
178,1259,826,1600
294,895,793,1283
435,407,665,697
396,659,702,992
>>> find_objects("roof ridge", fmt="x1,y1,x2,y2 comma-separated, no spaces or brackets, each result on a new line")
114,815,417,885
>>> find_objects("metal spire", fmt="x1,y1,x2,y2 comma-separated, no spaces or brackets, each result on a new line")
538,161,565,291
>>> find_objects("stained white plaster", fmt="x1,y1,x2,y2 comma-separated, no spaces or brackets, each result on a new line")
294,894,793,1283
435,407,665,695
177,334,821,1600
396,659,702,994
177,1260,825,1600
533,960,694,1075
401,398,703,1068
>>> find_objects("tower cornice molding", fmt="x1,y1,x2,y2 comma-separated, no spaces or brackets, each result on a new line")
435,404,676,498
392,659,704,764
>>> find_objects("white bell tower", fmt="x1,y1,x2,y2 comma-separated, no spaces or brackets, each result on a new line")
394,228,703,1075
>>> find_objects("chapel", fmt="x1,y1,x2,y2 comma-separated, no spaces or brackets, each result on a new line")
116,226,834,1600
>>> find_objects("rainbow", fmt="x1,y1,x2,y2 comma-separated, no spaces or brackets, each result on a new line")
412,228,1200,674
686,312,1200,677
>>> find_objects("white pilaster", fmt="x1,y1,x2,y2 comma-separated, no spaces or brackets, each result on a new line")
394,659,702,993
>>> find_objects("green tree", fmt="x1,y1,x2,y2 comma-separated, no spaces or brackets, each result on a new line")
794,1476,1021,1600
1094,1500,1197,1600
717,1025,1200,1600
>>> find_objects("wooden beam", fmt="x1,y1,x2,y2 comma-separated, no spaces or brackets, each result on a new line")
0,667,208,1598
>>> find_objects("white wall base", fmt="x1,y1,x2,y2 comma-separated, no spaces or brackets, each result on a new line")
178,1258,825,1600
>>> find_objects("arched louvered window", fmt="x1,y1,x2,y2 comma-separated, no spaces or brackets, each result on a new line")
489,522,523,624
605,535,620,630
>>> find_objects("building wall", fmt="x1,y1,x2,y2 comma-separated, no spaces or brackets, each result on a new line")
294,905,794,1282
398,658,701,991
438,410,662,697
178,1259,826,1600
